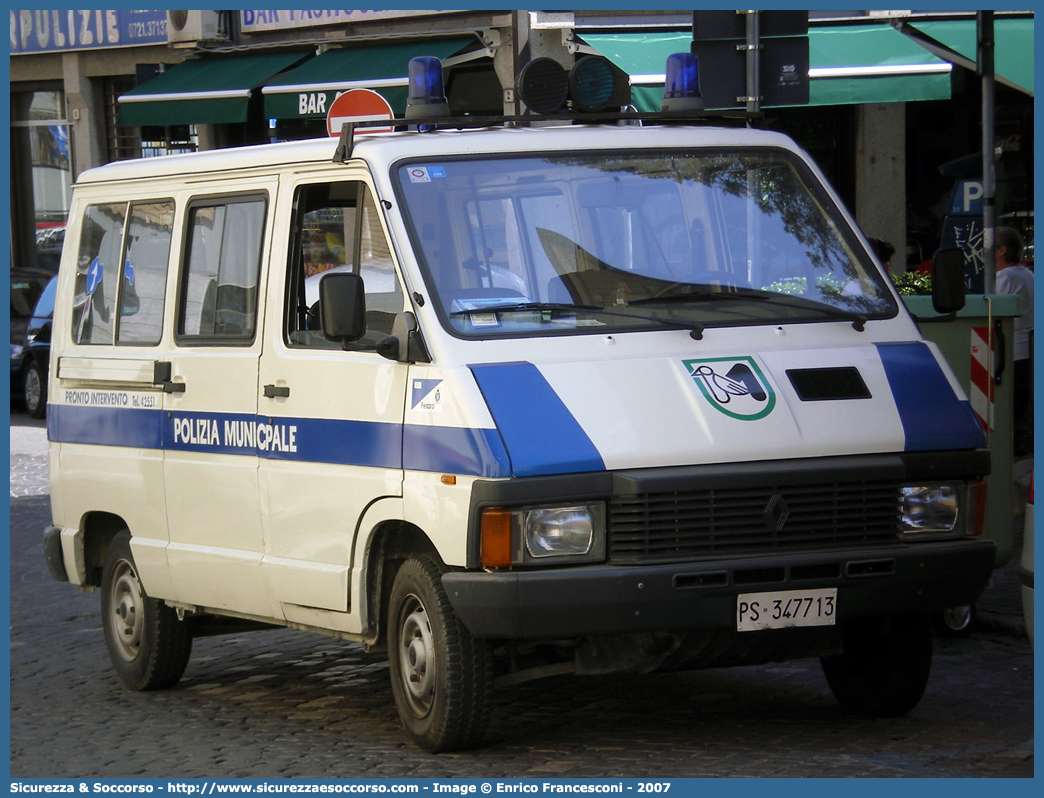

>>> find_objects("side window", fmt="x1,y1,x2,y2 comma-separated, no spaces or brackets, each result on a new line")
71,200,174,346
178,196,266,341
72,203,125,344
286,181,402,349
117,201,174,345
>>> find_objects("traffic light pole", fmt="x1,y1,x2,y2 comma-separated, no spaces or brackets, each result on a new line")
743,11,761,116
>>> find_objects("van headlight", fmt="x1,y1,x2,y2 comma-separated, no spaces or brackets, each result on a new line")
480,504,606,568
899,483,962,537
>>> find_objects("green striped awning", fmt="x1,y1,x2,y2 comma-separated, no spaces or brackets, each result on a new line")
117,51,312,127
262,38,474,120
906,18,1033,96
581,23,955,112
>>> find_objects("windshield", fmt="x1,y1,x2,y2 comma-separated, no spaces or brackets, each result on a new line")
395,149,897,338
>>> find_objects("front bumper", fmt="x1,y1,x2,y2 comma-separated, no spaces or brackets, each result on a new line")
443,538,996,639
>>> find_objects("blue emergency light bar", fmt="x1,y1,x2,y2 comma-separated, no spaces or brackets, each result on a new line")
405,56,450,120
333,52,744,162
661,53,704,113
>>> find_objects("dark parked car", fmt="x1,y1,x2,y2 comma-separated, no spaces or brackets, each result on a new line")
11,272,56,418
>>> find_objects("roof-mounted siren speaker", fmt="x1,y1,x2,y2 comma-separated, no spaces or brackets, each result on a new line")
166,10,227,44
661,53,704,113
516,58,569,114
405,56,450,124
568,56,629,113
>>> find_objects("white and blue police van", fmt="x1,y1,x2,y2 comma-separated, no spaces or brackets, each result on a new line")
44,55,994,752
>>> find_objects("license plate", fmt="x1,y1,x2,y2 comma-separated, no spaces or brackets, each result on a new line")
736,588,837,632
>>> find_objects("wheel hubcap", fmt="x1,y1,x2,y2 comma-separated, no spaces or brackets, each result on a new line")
24,368,41,411
398,596,435,717
942,604,972,631
109,560,144,661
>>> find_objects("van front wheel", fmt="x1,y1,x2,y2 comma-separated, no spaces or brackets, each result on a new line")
820,613,933,717
100,531,192,691
387,556,493,752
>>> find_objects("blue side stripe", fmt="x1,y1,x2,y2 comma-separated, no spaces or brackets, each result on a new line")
47,404,510,477
876,342,987,451
404,425,510,478
49,404,163,449
469,361,605,477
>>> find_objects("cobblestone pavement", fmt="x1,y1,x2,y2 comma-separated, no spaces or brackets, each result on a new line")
10,415,48,499
9,414,1034,778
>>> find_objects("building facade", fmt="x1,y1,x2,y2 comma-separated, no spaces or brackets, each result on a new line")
10,9,1034,277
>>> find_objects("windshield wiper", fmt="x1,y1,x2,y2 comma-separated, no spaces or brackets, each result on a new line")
630,288,868,332
755,293,869,331
449,301,601,317
628,286,769,306
450,300,708,338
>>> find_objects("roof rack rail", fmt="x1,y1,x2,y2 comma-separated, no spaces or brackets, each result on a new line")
332,108,761,163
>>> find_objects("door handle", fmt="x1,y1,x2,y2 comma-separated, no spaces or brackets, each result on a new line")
263,384,290,398
153,361,186,393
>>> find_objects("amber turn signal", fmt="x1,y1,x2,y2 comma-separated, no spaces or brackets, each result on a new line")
480,508,513,568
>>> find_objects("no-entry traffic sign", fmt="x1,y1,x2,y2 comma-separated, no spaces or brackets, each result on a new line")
326,89,395,137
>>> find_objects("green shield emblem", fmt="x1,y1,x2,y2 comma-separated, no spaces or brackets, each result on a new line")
683,356,776,420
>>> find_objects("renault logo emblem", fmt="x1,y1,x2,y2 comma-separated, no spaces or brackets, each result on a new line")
764,493,791,532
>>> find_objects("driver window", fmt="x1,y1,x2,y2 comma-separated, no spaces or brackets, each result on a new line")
286,181,403,349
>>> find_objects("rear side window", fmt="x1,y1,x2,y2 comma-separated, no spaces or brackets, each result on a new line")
72,200,174,346
177,196,266,342
72,203,124,345
119,201,175,344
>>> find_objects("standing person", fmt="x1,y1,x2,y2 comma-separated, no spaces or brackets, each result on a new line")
867,237,895,274
995,226,1034,457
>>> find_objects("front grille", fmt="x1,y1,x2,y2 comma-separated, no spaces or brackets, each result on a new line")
609,479,901,564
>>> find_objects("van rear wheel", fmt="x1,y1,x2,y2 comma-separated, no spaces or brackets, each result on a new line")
387,556,493,752
935,604,976,637
820,613,933,717
100,531,192,690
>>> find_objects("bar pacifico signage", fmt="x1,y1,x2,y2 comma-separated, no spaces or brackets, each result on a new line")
240,9,443,33
249,10,463,122
258,16,472,124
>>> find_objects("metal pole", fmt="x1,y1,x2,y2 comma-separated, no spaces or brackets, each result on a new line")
979,10,996,294
744,10,761,115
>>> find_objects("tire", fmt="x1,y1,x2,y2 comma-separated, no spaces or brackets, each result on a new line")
387,556,493,752
820,613,933,717
23,360,47,419
100,531,193,691
935,604,976,637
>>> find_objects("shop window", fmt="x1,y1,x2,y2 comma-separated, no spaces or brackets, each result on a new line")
10,89,72,272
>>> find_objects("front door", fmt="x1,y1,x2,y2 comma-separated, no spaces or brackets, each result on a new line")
257,175,408,630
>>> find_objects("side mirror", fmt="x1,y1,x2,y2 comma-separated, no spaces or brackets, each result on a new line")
931,247,967,315
319,272,366,344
